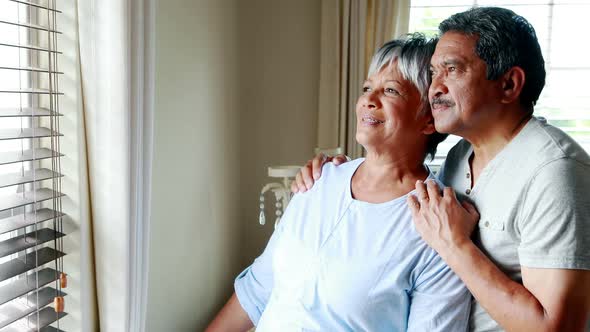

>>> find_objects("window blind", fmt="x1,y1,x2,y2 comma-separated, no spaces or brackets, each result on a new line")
0,0,67,331
409,0,590,170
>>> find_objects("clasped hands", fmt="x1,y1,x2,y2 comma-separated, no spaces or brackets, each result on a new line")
407,180,479,257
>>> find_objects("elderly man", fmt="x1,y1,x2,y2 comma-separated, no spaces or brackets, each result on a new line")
295,7,590,331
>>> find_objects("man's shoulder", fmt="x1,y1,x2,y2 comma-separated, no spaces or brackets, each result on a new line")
519,117,590,165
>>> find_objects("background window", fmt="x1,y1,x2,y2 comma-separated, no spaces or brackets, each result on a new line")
409,0,590,167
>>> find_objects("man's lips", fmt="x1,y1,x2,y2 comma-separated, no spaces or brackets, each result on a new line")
431,97,455,112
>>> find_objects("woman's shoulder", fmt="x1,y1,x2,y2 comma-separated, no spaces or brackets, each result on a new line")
314,158,364,188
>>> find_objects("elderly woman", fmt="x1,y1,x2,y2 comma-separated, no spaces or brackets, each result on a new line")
207,34,470,332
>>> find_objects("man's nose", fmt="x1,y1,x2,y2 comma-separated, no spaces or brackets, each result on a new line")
429,74,448,98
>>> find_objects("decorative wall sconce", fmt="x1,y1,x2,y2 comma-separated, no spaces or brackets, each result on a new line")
258,147,342,229
258,166,299,229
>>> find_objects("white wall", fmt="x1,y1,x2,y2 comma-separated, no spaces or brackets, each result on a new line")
146,0,320,330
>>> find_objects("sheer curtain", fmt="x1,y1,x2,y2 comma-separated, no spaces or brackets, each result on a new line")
76,0,154,330
317,0,410,158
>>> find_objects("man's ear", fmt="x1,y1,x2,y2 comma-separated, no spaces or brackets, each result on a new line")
501,66,526,104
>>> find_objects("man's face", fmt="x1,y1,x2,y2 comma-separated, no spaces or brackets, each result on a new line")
429,32,503,136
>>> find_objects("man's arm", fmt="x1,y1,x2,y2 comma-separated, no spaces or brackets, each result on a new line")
408,178,590,331
205,293,253,332
444,241,590,331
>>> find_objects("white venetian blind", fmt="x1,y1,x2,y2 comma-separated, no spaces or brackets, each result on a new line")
409,0,590,168
0,0,67,331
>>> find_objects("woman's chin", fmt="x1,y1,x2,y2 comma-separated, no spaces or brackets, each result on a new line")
355,132,377,150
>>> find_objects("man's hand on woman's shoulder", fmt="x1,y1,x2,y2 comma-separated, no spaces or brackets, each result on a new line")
291,153,349,193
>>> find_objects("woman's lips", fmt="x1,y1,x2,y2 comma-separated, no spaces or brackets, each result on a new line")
361,116,384,125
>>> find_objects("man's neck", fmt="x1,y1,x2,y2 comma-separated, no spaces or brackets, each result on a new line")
465,107,533,184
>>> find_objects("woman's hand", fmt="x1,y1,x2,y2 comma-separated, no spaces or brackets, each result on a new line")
291,153,349,193
407,180,480,258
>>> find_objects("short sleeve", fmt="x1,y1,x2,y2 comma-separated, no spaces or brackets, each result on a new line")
407,251,471,332
234,192,308,325
234,225,282,325
517,158,590,269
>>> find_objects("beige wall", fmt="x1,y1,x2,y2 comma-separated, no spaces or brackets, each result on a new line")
147,0,241,330
147,0,319,330
237,0,321,267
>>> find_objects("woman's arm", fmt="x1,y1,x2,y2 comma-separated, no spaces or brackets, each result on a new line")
205,293,253,332
407,251,471,332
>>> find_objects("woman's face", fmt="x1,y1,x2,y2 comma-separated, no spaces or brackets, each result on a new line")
355,63,433,154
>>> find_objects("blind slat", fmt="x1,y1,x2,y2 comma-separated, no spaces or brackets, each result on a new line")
0,228,65,259
0,247,65,283
0,66,64,74
0,108,62,118
0,209,64,235
0,287,66,329
0,88,64,95
0,168,63,189
2,306,67,332
0,268,60,306
0,128,62,141
0,148,63,166
0,189,64,213
0,42,62,54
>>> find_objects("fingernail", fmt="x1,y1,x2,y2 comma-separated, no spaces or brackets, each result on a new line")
313,172,319,180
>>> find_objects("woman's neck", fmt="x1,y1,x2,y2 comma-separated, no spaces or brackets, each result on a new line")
351,152,428,203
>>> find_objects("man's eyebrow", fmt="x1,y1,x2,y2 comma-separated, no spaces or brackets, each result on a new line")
443,57,467,66
432,57,465,67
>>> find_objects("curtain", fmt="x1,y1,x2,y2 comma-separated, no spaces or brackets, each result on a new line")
317,0,411,158
76,0,154,330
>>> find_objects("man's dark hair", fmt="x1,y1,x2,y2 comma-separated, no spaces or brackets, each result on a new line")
439,7,546,110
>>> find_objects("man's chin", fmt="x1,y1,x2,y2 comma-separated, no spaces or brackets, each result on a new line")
433,119,456,135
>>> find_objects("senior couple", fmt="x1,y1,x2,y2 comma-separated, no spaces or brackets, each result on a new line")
208,6,590,332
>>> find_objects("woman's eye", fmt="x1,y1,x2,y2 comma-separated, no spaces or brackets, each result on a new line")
362,86,371,93
385,88,399,95
448,66,456,72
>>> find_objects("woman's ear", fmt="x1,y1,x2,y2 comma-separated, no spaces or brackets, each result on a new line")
421,112,436,135
501,66,526,104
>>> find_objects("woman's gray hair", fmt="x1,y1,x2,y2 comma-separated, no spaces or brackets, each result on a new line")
367,33,446,161
367,33,436,116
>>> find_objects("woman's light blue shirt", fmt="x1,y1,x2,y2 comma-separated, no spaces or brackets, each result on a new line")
235,158,470,331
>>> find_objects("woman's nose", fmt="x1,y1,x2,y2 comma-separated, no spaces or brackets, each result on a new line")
362,91,379,109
